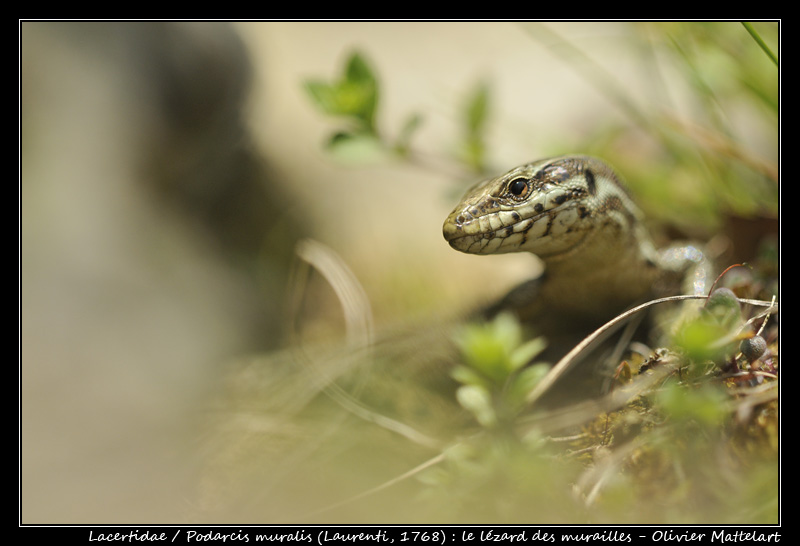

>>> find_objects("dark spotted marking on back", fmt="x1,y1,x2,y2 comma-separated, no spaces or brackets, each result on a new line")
534,163,571,184
599,195,630,216
585,168,596,196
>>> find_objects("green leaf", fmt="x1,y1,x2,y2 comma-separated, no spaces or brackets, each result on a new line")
507,363,549,406
456,384,496,427
450,364,490,390
487,311,522,352
344,52,379,129
302,51,379,133
453,325,510,384
303,81,343,116
345,52,377,84
510,337,547,372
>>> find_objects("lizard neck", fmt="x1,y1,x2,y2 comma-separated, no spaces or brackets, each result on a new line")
536,221,663,320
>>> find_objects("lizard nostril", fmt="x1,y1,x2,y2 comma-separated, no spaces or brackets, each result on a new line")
453,209,476,226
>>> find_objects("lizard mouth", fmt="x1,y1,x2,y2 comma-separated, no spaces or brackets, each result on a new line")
443,199,568,241
443,199,584,256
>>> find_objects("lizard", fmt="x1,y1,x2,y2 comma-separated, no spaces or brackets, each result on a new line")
442,155,713,343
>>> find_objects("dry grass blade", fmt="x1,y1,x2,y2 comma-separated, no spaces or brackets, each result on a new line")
292,238,374,348
288,239,442,450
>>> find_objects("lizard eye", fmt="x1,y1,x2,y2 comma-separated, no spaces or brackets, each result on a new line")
508,178,529,198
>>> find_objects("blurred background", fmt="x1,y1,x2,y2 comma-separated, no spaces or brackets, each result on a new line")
20,22,778,523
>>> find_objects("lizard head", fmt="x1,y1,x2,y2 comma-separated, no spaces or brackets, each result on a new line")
442,155,641,261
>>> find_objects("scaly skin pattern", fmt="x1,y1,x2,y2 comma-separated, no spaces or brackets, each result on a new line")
443,155,710,324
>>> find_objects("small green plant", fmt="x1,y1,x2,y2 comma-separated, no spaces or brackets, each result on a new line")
451,312,548,431
303,51,423,162
672,287,744,369
304,52,379,134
